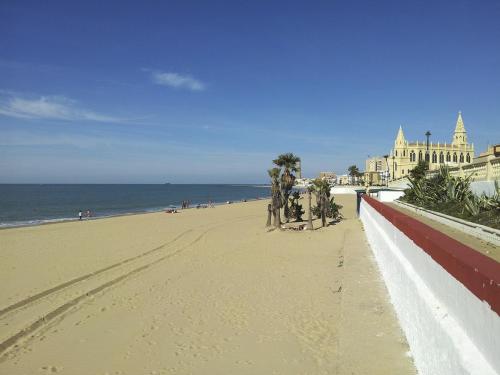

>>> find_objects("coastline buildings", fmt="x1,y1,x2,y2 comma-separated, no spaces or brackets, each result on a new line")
365,156,389,185
296,161,302,179
389,112,474,179
318,171,337,184
337,174,349,185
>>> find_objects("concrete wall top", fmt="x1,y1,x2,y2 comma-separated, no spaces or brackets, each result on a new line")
362,195,500,316
331,186,358,195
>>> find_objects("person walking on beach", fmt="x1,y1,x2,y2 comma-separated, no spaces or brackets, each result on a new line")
86,209,91,219
78,210,82,220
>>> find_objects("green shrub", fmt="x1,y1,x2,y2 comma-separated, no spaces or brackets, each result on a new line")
312,197,343,220
400,166,500,229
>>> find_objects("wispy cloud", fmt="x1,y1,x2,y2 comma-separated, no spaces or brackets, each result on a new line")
0,94,123,123
145,69,205,91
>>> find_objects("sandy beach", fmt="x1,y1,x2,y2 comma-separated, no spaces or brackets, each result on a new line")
0,195,415,374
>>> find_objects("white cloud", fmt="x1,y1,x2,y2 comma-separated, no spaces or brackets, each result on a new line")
0,94,122,123
149,70,205,91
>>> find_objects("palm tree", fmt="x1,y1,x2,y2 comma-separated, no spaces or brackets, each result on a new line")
306,186,314,230
273,153,301,222
288,191,304,221
347,165,360,185
268,167,282,228
312,178,330,227
266,203,272,227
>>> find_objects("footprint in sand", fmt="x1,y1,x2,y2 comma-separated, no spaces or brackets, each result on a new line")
40,365,62,373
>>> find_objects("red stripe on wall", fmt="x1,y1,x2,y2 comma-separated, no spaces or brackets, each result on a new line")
362,195,500,316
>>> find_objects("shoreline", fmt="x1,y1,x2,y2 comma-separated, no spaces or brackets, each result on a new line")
0,196,270,230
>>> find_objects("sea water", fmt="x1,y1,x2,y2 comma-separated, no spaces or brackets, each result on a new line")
0,184,270,228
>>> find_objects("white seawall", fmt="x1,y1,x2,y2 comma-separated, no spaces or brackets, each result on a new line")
360,196,500,375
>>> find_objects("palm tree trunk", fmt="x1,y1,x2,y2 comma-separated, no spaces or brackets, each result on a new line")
272,193,281,228
284,194,290,223
266,203,272,227
321,194,327,227
273,208,281,228
306,190,313,230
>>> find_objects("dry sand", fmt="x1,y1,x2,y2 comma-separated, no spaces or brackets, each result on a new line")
0,195,415,374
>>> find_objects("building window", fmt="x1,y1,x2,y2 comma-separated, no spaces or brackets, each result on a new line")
439,152,444,163
410,151,415,162
446,152,451,162
418,151,423,161
402,169,404,175
432,151,437,163
403,150,406,157
466,153,471,163
460,153,464,163
453,153,457,162
395,150,398,156
395,162,397,171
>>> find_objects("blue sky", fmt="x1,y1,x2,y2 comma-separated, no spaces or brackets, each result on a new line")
1,0,499,183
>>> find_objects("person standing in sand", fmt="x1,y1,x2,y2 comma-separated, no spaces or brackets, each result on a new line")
78,210,82,220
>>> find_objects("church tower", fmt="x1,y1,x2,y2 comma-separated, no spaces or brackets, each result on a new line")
452,111,468,146
395,125,406,147
384,111,474,182
392,125,408,179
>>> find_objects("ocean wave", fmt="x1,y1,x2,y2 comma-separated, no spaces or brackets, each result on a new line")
0,217,78,229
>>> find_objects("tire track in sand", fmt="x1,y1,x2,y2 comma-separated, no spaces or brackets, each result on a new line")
0,229,193,319
0,214,258,358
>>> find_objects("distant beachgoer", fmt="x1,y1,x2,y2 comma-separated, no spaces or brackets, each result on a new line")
86,209,91,219
78,210,82,220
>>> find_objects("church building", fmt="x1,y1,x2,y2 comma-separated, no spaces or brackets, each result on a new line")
390,112,474,179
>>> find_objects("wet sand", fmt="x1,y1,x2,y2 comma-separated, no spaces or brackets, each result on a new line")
0,195,415,374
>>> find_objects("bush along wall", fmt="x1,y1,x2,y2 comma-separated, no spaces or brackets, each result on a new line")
400,166,500,229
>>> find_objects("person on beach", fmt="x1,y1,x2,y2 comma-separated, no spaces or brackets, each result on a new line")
78,210,82,220
86,209,91,219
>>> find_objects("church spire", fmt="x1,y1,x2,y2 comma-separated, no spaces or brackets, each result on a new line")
455,111,465,133
395,125,405,146
452,111,467,145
